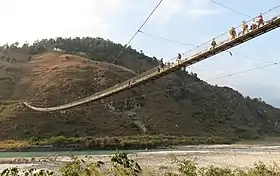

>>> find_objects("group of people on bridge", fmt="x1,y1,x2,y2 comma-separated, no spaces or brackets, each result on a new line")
128,12,276,87
158,14,266,73
157,53,182,73
210,13,265,49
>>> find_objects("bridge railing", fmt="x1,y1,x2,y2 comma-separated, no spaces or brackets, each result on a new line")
99,7,280,96
132,7,280,78
24,6,280,111
49,8,280,105
169,8,280,65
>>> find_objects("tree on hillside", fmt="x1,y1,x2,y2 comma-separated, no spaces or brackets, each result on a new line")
22,37,159,72
9,42,19,50
2,36,199,77
22,41,29,48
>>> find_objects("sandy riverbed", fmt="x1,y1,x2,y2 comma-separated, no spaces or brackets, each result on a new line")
1,144,280,174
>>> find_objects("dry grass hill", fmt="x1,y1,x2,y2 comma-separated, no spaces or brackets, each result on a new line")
0,38,280,141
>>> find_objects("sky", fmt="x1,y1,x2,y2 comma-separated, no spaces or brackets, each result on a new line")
1,0,280,107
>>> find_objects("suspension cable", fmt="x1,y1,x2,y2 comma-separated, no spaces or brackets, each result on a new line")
20,59,280,114
209,0,252,18
111,0,164,64
23,3,280,108
138,30,196,47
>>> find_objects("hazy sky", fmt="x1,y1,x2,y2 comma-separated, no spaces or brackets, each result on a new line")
1,0,280,107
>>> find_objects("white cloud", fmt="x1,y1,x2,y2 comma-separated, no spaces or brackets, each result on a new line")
151,0,221,24
0,0,125,44
152,0,185,24
0,0,222,44
186,9,221,18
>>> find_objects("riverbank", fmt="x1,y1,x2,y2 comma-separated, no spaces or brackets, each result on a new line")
1,144,280,175
0,135,234,152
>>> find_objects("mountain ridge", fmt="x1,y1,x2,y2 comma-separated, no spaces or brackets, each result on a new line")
0,37,279,141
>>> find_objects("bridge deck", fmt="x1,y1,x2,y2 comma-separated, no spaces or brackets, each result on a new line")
24,15,280,112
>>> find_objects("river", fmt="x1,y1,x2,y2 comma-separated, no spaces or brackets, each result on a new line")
1,144,280,158
1,144,280,174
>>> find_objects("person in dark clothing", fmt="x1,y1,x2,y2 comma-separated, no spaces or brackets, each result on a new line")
257,13,264,28
250,21,257,30
178,53,181,60
177,53,182,64
159,58,164,68
210,38,217,50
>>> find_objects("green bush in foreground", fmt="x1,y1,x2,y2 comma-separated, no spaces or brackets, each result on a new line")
1,152,279,175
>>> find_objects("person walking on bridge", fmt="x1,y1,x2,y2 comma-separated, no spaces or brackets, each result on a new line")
157,58,164,73
250,20,257,30
177,53,182,64
178,53,181,60
229,27,237,40
257,13,264,28
159,58,164,68
242,21,249,35
210,38,217,50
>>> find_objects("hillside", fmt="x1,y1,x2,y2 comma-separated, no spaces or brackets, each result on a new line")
0,37,280,141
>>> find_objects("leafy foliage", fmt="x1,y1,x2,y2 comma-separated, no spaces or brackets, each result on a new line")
0,135,233,151
25,37,159,73
1,167,54,176
111,152,142,175
2,153,280,175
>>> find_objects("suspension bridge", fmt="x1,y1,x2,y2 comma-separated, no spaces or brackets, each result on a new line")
23,10,280,112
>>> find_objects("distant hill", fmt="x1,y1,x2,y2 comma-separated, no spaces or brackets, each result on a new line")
0,37,280,140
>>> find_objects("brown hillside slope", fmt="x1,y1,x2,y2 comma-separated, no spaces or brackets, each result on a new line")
0,51,280,140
